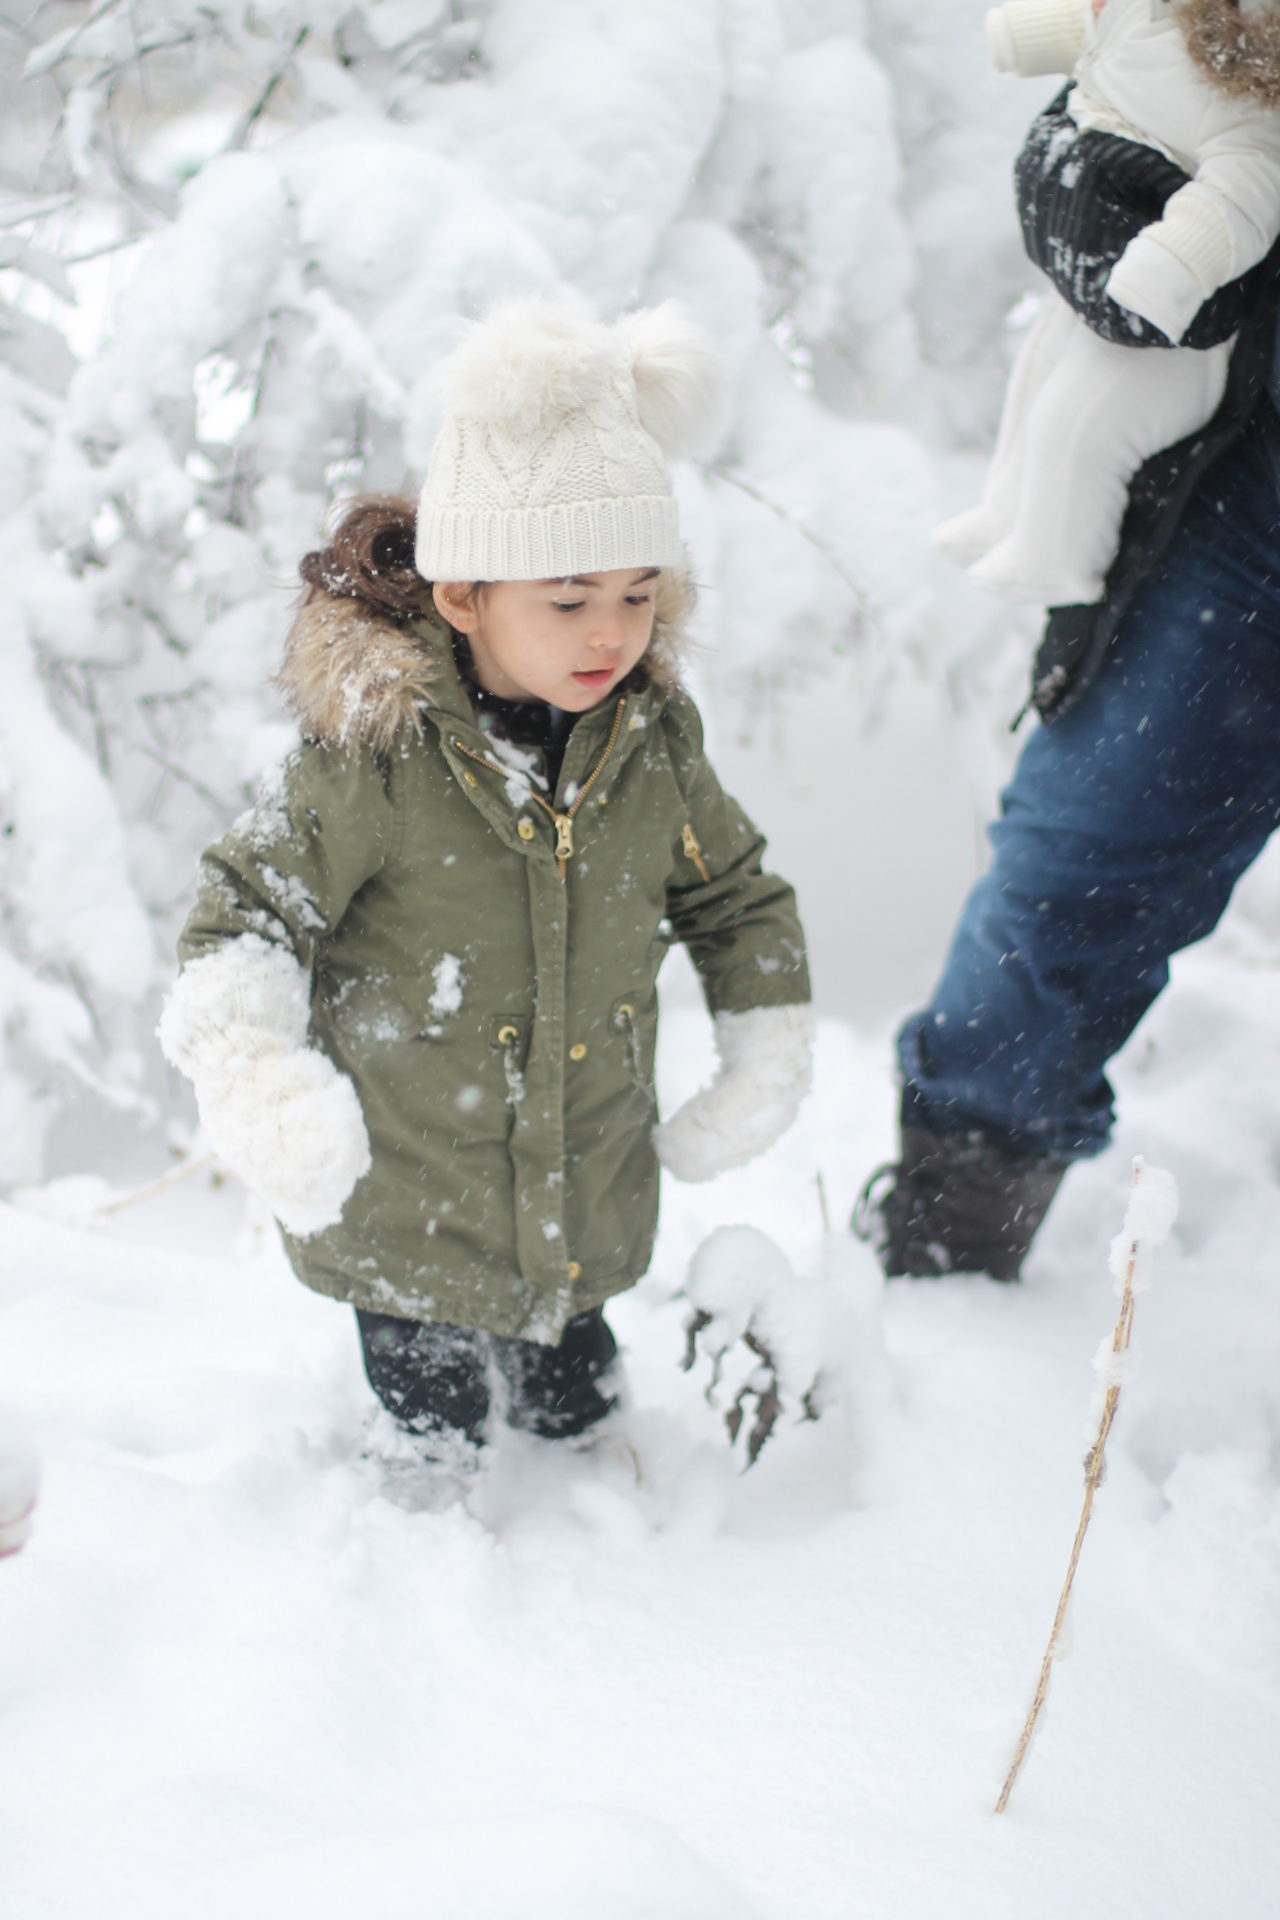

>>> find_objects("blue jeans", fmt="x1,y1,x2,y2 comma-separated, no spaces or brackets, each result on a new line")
898,407,1280,1161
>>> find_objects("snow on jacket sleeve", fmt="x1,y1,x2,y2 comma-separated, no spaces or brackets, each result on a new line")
1107,111,1280,341
178,740,401,969
161,743,397,1234
661,694,810,1017
986,0,1087,77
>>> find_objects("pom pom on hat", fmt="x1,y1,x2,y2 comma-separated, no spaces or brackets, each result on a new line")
416,297,723,582
439,298,615,433
436,297,722,451
615,301,724,455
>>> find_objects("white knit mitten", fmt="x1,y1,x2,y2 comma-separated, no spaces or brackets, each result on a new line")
985,0,1087,77
158,937,371,1236
653,1004,813,1184
1106,234,1207,344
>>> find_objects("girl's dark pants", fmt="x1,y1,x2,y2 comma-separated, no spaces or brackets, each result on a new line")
897,406,1280,1161
356,1306,618,1445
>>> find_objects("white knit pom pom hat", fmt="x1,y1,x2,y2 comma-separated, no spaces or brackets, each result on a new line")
415,299,723,582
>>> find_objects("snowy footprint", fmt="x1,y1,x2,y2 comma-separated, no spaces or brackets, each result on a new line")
318,1406,483,1516
464,1407,724,1540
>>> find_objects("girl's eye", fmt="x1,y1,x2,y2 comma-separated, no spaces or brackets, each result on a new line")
552,601,585,613
625,595,652,606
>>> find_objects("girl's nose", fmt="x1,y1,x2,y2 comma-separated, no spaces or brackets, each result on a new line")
588,610,627,651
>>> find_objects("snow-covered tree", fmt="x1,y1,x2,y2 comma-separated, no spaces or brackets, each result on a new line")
0,0,1036,1182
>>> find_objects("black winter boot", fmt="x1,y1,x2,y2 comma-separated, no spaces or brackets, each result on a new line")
853,1127,1067,1282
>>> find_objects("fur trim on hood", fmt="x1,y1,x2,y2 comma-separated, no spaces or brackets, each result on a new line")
277,573,695,752
1180,0,1280,105
277,595,449,754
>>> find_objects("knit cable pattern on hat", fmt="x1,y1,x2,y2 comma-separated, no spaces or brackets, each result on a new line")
415,300,721,582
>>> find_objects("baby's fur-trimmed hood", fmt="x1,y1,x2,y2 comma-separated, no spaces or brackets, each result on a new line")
277,575,694,752
1180,0,1280,105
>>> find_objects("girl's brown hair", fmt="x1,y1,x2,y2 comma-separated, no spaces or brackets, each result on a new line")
298,495,435,623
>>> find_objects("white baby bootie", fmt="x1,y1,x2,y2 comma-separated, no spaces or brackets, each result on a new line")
934,505,1008,568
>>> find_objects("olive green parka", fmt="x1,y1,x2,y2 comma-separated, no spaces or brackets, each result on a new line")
177,586,810,1341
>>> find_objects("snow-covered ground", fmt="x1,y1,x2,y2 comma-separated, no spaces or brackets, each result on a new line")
3,947,1278,1920
4,2,1280,1913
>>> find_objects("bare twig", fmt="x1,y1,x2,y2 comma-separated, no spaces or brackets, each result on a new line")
700,460,878,632
99,75,179,222
994,1158,1177,1814
135,742,234,820
0,193,74,229
681,1307,712,1374
732,1331,783,1466
93,1151,217,1217
21,0,125,78
226,26,309,151
61,226,152,265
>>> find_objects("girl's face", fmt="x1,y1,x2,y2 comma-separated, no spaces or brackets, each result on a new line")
433,568,659,711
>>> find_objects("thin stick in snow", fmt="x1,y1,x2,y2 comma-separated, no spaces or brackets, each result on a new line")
993,1156,1179,1815
93,1151,217,1217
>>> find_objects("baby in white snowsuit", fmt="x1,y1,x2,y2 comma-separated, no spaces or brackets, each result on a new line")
940,0,1280,608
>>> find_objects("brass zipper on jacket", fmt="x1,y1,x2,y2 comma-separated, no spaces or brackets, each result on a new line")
681,822,711,884
452,697,629,879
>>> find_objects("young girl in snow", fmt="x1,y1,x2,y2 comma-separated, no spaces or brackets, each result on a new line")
160,301,811,1461
938,0,1280,608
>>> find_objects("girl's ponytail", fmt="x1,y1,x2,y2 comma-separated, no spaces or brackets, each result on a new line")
299,495,435,623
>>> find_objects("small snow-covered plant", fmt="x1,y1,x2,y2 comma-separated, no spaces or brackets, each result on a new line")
994,1156,1180,1813
681,1223,883,1470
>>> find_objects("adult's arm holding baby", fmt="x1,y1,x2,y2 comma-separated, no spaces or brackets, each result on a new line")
1107,114,1280,340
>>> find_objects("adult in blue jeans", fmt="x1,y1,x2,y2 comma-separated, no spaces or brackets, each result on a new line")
858,263,1280,1281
